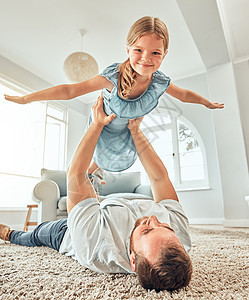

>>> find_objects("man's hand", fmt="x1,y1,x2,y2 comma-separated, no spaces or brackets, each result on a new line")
127,117,144,133
92,92,116,127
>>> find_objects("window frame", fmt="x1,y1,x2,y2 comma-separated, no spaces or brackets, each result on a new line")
43,101,68,171
140,109,210,191
174,114,209,190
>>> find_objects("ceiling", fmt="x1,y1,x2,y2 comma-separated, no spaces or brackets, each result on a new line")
0,0,248,103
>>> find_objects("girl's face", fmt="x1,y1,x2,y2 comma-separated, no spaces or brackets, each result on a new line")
127,34,167,77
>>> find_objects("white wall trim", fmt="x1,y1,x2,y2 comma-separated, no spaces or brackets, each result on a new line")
189,218,223,225
223,219,249,228
0,74,34,93
0,207,36,211
0,209,38,230
6,224,25,231
188,218,249,227
233,56,249,65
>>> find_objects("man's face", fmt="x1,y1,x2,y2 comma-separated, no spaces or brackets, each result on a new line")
130,215,182,266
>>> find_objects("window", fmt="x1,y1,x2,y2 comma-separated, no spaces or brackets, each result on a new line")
127,107,209,190
178,120,205,182
0,79,67,207
43,104,67,171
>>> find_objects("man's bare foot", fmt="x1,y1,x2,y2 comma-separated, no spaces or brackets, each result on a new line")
0,224,12,241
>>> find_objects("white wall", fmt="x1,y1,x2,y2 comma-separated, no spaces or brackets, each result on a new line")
164,64,249,226
207,62,249,226
233,61,249,170
175,0,249,226
0,208,38,231
161,73,224,224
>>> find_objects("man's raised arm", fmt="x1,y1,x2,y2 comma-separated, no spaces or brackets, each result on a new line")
128,118,178,203
67,94,116,213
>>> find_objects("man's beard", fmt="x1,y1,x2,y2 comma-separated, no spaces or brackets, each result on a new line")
129,216,149,253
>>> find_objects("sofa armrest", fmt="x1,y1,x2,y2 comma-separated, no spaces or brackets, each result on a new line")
134,184,153,198
32,180,60,223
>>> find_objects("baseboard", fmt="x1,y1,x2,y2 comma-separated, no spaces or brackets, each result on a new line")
0,209,38,230
189,218,223,225
189,218,249,227
223,219,249,228
8,224,25,231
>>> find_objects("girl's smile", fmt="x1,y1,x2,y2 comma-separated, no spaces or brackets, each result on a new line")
127,34,167,77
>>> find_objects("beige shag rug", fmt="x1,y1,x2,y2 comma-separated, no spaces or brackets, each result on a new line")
0,226,249,299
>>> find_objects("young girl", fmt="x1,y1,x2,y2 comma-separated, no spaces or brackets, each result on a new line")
4,16,223,172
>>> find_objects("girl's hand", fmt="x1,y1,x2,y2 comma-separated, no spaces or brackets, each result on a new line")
205,102,224,109
4,94,29,104
92,92,116,127
127,117,144,134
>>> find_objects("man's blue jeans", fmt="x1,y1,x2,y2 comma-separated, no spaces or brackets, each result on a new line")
10,219,67,251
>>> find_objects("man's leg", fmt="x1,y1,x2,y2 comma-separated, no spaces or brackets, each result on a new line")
7,219,67,251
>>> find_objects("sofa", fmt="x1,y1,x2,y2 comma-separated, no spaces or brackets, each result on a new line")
32,168,153,223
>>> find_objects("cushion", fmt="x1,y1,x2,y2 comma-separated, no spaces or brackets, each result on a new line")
41,168,67,197
56,209,68,216
98,172,141,196
134,185,153,197
102,193,152,200
57,196,68,211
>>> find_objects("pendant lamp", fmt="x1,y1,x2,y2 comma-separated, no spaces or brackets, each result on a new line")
63,30,99,83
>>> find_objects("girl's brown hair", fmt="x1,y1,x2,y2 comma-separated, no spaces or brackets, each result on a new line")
118,16,169,99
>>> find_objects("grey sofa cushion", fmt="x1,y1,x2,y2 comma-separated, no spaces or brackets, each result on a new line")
98,172,141,196
103,193,152,200
41,168,67,197
56,209,68,217
57,196,68,211
134,185,153,197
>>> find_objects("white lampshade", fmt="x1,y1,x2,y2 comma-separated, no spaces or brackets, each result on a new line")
63,51,99,83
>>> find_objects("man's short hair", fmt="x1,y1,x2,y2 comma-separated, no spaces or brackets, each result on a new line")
135,244,192,292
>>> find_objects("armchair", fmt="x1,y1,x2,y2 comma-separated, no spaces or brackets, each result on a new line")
32,168,153,223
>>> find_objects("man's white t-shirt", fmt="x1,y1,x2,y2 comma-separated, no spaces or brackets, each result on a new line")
59,196,191,274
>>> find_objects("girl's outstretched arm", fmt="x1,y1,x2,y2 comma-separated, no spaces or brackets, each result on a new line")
166,82,224,109
4,75,114,104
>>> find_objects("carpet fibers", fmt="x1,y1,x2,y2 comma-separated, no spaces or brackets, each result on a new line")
0,227,248,299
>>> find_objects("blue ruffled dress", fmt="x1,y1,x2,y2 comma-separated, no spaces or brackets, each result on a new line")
89,63,171,172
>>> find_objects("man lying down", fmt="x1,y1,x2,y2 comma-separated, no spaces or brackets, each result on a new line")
0,93,192,292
